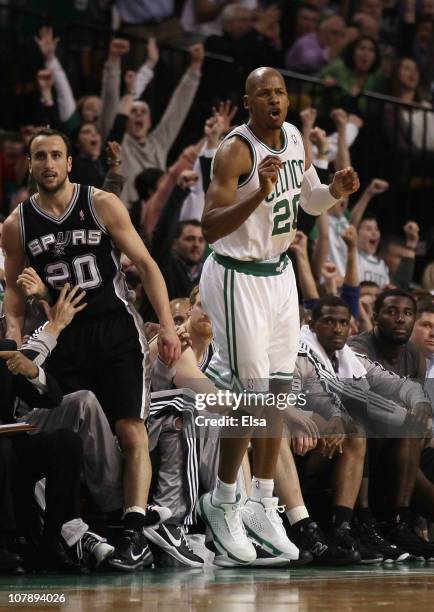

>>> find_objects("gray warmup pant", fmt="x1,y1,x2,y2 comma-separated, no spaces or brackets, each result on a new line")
20,390,123,513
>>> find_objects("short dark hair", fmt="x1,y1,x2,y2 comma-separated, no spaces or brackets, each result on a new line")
416,299,434,320
174,219,202,239
134,167,165,201
311,295,351,321
358,214,378,229
28,128,73,158
373,289,417,314
360,280,380,289
0,213,5,223
342,36,381,74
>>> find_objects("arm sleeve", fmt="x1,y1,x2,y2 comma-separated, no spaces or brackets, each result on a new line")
107,114,128,144
135,64,154,100
45,57,77,124
149,69,201,157
299,164,339,216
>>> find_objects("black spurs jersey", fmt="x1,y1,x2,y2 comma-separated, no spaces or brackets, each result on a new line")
19,184,130,320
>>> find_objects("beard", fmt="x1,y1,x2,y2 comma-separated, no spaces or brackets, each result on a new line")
37,172,68,194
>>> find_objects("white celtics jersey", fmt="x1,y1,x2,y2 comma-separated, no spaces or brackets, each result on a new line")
211,122,305,261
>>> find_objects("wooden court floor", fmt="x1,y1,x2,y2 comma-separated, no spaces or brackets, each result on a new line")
1,565,434,611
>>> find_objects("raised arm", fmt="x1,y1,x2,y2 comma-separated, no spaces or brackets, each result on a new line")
93,189,180,366
201,137,279,243
2,209,26,346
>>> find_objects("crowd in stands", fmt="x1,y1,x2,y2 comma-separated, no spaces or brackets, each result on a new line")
0,0,434,573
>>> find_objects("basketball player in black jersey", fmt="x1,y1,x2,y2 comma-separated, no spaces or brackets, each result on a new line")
2,128,181,571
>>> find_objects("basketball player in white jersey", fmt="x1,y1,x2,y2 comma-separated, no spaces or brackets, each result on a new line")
197,67,360,565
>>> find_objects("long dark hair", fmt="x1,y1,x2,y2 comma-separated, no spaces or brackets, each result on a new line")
342,35,381,74
388,57,425,103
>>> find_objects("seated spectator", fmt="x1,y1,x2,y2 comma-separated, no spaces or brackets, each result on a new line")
320,36,386,115
385,57,434,154
182,0,258,38
285,14,347,75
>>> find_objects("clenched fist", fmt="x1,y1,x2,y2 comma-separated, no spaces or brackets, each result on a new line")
329,166,360,199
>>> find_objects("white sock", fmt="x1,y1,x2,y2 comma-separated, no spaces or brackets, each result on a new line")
123,506,147,518
212,478,237,505
250,476,274,501
286,505,310,526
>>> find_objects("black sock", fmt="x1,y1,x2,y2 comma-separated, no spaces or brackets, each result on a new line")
331,505,353,529
291,517,312,534
354,507,372,524
124,511,147,532
389,506,411,525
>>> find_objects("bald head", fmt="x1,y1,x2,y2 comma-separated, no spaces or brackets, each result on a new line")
243,67,289,130
245,67,285,96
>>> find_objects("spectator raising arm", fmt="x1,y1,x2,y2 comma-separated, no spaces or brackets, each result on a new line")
289,231,319,303
99,38,130,142
34,26,79,134
145,44,204,165
349,178,389,227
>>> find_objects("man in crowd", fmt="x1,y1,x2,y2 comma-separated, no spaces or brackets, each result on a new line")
349,289,434,560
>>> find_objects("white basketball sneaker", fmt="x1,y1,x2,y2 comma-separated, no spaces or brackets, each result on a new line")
197,492,256,564
242,497,300,560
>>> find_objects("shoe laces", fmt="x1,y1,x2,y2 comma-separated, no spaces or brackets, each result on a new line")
264,502,286,528
224,502,248,539
177,526,193,552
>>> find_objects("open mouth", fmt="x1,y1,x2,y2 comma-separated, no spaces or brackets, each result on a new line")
269,108,281,119
134,120,144,129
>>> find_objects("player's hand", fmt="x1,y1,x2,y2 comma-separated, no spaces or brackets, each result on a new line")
329,166,360,199
0,350,38,379
158,326,182,368
321,416,346,459
285,405,320,450
40,283,87,333
290,434,317,456
17,267,49,300
258,155,282,196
